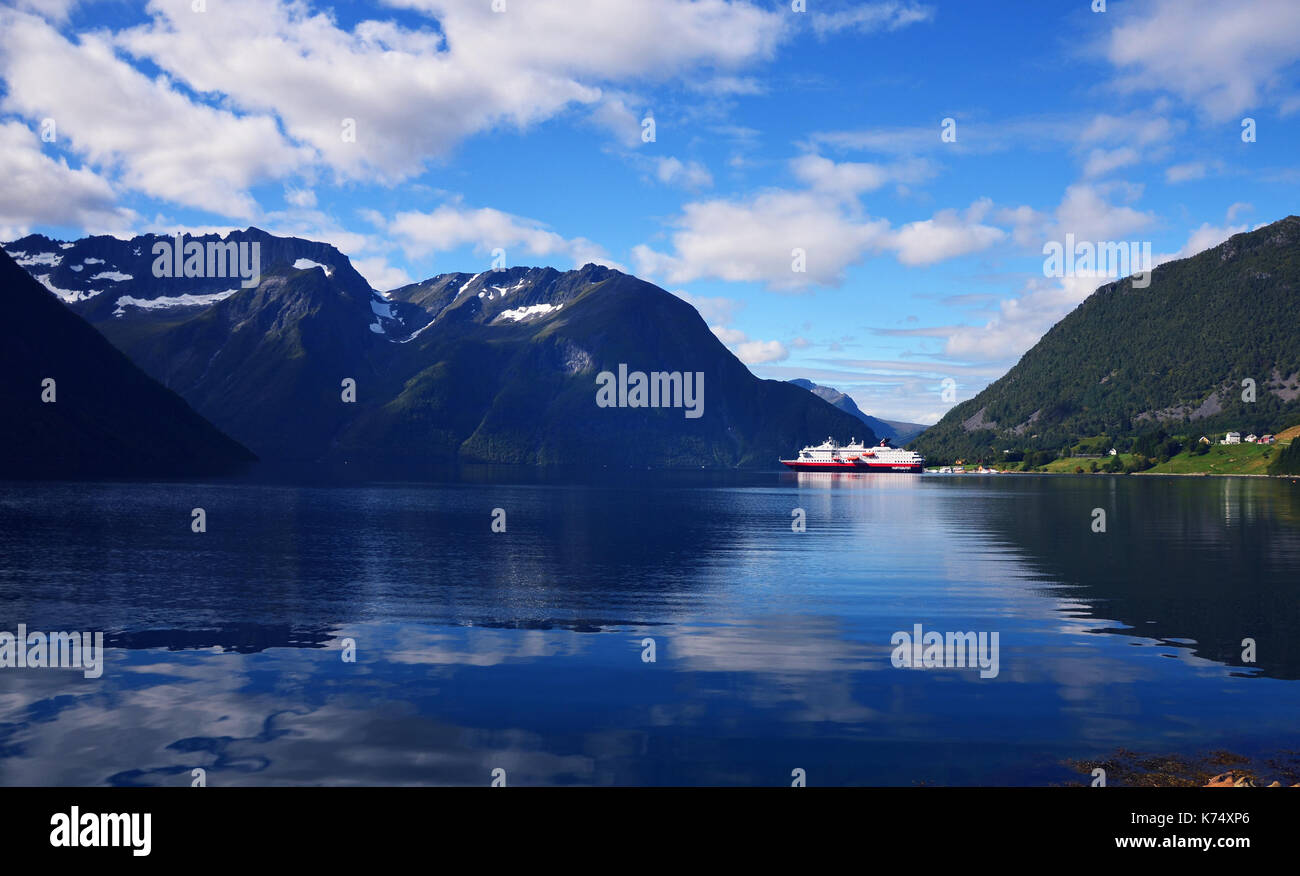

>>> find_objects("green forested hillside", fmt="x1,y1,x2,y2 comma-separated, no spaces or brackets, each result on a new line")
912,216,1300,464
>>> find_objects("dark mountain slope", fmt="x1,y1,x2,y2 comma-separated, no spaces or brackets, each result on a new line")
0,248,254,478
100,263,399,460
7,230,870,468
340,265,873,466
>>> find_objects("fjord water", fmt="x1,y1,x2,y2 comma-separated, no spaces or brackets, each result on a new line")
1,472,1298,786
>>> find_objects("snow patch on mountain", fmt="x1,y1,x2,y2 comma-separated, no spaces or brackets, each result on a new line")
398,318,437,343
37,274,100,303
458,272,484,295
293,258,333,276
113,289,239,317
10,250,62,268
498,303,562,322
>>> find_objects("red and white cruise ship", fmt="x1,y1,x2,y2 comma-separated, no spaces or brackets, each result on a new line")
780,437,925,473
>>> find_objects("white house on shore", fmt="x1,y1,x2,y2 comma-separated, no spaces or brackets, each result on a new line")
1222,432,1242,445
1245,433,1259,443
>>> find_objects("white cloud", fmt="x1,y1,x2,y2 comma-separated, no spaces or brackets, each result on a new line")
10,0,78,21
789,153,934,197
1082,146,1140,178
736,338,789,364
895,185,1162,368
709,325,788,364
112,0,785,181
1158,207,1252,263
1165,162,1208,183
811,2,935,37
887,199,1006,266
1050,183,1155,243
587,94,647,149
0,9,307,218
286,188,318,209
633,189,892,290
656,157,714,190
941,274,1104,362
635,184,1018,289
351,257,414,291
710,325,747,345
384,203,617,269
1079,112,1176,148
672,290,742,325
0,121,137,236
1104,0,1300,119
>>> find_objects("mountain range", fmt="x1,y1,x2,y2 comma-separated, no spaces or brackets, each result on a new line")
911,215,1300,463
3,228,871,470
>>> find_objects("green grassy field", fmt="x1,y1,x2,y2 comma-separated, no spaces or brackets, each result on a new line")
1144,442,1276,475
977,442,1289,475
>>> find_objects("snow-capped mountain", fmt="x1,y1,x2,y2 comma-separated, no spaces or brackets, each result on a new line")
4,229,868,468
2,227,390,328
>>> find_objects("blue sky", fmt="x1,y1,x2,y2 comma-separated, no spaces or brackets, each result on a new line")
2,0,1299,422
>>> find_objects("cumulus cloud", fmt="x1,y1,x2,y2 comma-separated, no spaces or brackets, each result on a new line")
111,0,784,182
633,189,892,290
1082,146,1140,179
789,153,935,197
1104,0,1300,119
1049,183,1155,243
0,121,137,235
656,157,714,190
887,199,1006,266
383,203,617,269
634,184,1015,290
351,256,414,292
708,325,788,364
0,9,308,218
735,338,789,364
10,0,78,21
285,188,318,209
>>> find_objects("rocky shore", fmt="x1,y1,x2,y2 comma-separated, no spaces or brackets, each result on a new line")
1068,749,1300,787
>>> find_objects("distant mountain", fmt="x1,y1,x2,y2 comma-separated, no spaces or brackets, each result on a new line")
0,247,254,478
912,215,1300,463
787,379,927,443
4,231,870,468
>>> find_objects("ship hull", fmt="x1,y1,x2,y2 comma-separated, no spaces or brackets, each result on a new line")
780,460,923,473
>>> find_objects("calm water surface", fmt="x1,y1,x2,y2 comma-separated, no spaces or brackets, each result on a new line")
1,471,1298,786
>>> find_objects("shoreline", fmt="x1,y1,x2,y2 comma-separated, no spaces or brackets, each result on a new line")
929,468,1296,480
